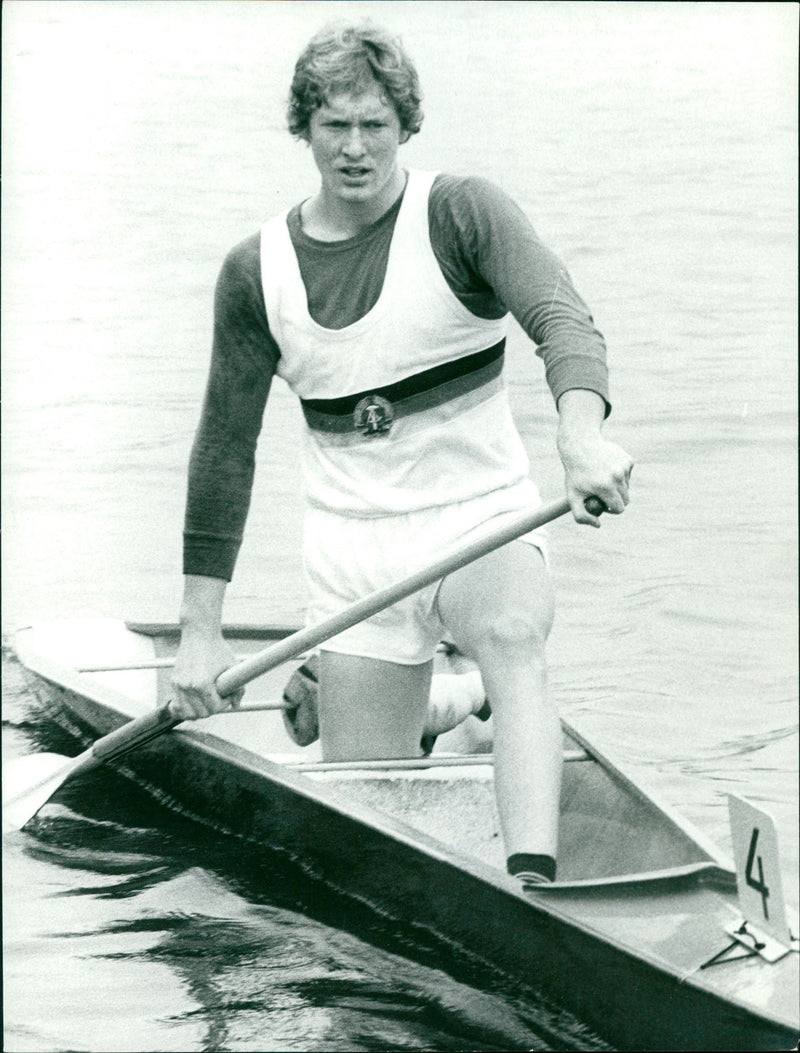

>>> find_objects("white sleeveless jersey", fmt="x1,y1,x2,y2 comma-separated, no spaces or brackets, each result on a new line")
259,169,531,516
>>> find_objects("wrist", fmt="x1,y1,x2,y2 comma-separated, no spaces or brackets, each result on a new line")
557,423,603,462
557,419,602,445
556,389,605,454
556,388,605,423
179,575,227,634
178,615,222,639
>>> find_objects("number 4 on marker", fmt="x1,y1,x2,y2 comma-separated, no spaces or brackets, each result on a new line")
744,825,769,920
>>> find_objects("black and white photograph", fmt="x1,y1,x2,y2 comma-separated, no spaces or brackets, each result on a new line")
2,2,797,1050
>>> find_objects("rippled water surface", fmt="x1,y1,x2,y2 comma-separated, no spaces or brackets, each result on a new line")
2,2,797,1050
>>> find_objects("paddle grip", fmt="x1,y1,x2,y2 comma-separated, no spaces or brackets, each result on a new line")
584,496,606,517
91,705,182,764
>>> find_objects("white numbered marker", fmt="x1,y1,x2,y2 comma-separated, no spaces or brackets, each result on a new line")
728,794,792,947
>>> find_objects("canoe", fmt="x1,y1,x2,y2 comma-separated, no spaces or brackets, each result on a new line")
10,617,799,1052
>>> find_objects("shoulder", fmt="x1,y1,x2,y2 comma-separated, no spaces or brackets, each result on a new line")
428,173,530,245
430,173,523,218
215,231,265,307
428,174,533,267
220,231,262,282
214,231,270,333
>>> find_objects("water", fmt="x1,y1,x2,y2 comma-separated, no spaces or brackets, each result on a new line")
2,2,797,1049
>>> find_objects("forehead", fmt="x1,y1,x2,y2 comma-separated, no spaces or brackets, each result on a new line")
315,85,398,122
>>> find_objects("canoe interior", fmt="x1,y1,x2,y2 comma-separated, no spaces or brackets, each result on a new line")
23,618,723,884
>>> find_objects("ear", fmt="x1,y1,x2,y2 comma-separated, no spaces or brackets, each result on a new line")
399,129,412,145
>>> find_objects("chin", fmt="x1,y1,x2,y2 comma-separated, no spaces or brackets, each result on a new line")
337,185,376,202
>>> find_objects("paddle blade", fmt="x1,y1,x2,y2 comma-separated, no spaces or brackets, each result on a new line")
3,752,76,832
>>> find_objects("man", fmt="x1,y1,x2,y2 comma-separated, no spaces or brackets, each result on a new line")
172,21,633,888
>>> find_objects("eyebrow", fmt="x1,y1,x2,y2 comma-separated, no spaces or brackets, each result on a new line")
319,114,388,123
319,106,389,117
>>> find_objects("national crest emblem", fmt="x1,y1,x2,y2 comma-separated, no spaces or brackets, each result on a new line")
353,394,394,436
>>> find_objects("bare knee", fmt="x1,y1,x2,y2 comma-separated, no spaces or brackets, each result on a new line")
438,542,555,665
468,606,553,663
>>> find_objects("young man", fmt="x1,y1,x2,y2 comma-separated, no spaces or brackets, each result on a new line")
172,21,633,887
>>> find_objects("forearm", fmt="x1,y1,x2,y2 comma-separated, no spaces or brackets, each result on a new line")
183,424,258,580
514,267,610,415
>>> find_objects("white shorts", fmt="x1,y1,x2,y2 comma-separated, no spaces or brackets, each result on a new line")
302,480,549,665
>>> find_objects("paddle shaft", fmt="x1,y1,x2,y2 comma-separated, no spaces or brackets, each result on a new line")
51,495,601,772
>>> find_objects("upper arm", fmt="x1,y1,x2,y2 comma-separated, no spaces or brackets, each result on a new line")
202,235,279,443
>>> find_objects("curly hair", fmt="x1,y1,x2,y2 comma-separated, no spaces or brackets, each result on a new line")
287,21,424,141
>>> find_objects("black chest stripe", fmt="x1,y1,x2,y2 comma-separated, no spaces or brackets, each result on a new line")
301,340,505,433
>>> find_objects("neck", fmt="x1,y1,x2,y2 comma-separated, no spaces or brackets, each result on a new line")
304,167,407,241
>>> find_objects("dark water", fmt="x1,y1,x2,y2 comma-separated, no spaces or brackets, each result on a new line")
3,2,797,1050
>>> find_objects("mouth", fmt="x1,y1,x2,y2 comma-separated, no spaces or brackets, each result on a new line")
338,166,371,180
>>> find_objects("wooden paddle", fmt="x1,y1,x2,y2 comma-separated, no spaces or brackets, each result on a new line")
3,494,603,831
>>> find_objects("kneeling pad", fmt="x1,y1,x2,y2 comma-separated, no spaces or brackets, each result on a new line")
282,654,320,746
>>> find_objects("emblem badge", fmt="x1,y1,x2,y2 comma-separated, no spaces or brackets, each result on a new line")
353,395,394,436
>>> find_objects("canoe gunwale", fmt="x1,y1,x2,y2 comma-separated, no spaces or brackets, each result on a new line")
529,860,736,894
125,621,298,641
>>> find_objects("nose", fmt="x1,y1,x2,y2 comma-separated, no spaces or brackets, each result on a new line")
342,125,366,158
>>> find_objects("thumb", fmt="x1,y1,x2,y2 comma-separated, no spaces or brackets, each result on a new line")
225,687,245,711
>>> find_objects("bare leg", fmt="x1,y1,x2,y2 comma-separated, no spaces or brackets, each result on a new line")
318,652,433,761
435,542,559,859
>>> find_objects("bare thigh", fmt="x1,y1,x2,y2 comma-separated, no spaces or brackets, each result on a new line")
317,651,433,761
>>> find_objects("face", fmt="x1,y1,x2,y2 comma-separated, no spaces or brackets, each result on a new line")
307,83,405,208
